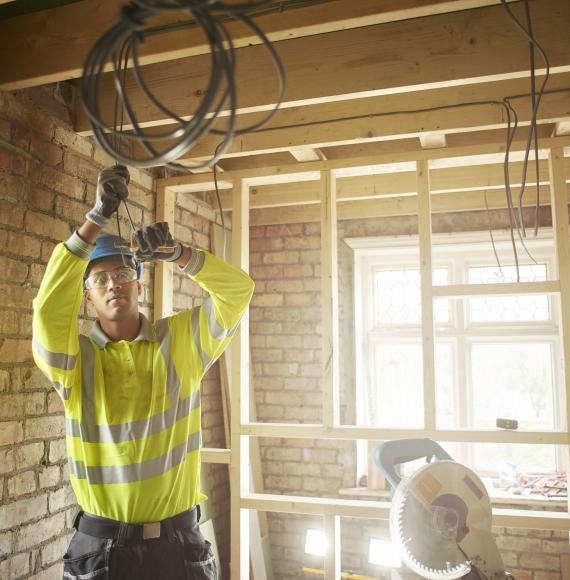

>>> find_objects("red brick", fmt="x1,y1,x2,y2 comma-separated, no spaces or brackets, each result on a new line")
48,439,66,464
26,416,65,440
8,470,37,497
30,164,85,200
48,485,75,513
54,195,90,226
15,444,44,474
41,240,57,263
0,201,25,228
0,394,25,419
0,171,29,203
0,284,35,308
53,126,92,158
263,251,300,265
266,224,303,237
0,310,19,334
27,185,56,212
0,255,28,284
250,265,284,280
24,392,45,416
25,210,70,240
283,264,313,278
41,533,72,567
0,338,32,363
0,553,30,579
31,139,64,168
15,512,65,551
47,391,64,414
0,148,26,175
39,465,61,489
0,420,23,446
5,230,42,258
519,553,560,571
63,151,99,185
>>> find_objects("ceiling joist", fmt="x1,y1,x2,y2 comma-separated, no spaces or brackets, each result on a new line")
0,0,517,92
72,0,570,135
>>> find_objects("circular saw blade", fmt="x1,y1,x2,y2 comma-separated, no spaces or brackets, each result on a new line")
390,460,491,579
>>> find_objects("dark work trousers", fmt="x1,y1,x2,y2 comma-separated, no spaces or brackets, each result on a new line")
62,507,217,580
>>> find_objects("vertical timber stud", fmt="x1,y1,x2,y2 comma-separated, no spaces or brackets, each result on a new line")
154,185,175,321
231,179,251,579
548,147,570,533
321,169,340,428
416,160,436,431
324,515,341,579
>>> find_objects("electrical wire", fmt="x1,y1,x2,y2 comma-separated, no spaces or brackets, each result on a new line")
212,140,227,262
501,0,550,241
483,190,504,280
499,0,551,280
81,0,286,171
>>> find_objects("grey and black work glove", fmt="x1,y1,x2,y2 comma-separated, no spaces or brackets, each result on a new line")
133,222,183,263
86,165,130,228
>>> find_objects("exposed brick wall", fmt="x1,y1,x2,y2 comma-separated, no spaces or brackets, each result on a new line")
249,208,567,580
0,85,230,579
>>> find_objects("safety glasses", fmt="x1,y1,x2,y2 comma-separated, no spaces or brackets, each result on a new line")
85,267,137,290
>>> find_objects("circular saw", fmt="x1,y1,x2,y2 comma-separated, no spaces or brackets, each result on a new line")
376,438,514,580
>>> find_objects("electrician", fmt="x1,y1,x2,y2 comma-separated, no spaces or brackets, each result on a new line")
32,165,254,579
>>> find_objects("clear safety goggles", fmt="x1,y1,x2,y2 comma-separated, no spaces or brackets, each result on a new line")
85,267,137,290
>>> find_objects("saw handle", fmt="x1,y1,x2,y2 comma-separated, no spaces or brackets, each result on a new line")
375,438,453,492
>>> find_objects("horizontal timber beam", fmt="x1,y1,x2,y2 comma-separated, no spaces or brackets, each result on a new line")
241,423,568,444
74,0,570,134
220,158,570,210
158,135,570,193
0,0,516,91
146,75,570,163
242,494,570,530
248,185,570,225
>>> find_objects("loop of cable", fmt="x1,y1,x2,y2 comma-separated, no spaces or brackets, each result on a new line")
81,0,285,171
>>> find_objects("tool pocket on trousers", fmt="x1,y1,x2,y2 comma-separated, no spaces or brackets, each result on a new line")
63,532,112,580
182,541,217,580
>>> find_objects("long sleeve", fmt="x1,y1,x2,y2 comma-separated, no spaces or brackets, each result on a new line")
32,232,93,402
168,248,254,383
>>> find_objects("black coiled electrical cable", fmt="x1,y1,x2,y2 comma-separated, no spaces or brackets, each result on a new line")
81,0,285,171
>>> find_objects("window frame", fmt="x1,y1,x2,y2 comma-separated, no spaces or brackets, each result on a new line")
350,229,565,478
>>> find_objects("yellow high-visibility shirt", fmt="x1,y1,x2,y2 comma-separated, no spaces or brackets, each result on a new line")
32,233,254,523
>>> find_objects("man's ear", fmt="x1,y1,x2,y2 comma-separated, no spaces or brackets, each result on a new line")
84,289,92,304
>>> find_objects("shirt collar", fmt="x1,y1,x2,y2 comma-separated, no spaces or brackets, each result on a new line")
89,315,156,348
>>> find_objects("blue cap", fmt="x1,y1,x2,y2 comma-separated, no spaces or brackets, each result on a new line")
87,234,142,279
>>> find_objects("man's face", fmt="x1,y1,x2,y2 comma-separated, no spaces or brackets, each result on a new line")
85,258,141,323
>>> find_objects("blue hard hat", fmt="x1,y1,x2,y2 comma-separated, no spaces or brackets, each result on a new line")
87,234,142,279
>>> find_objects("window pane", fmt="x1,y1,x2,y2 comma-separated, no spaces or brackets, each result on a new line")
368,342,453,428
468,264,549,322
472,443,557,475
374,268,448,325
470,343,556,430
435,343,456,428
370,343,423,427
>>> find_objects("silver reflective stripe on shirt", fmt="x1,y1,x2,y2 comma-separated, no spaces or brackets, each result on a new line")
191,308,214,373
68,430,202,484
67,331,200,443
53,381,72,401
204,297,228,341
33,336,77,370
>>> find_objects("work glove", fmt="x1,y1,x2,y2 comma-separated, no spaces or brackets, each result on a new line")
86,165,130,228
133,222,183,263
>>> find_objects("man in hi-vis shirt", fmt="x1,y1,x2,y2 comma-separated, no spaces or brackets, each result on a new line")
33,165,254,579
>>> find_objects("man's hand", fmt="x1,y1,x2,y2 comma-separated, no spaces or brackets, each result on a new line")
86,165,130,228
133,222,183,263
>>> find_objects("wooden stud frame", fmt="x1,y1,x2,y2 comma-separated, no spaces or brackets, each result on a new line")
155,141,570,579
